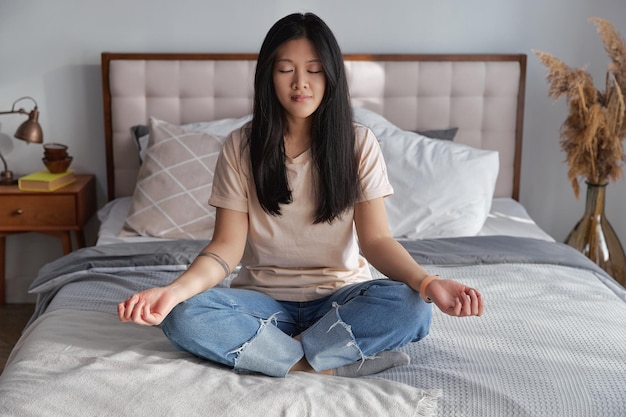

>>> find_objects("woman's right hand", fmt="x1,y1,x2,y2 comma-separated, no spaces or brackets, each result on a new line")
118,287,180,326
117,209,247,326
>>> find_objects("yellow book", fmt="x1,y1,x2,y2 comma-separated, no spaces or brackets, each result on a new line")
18,170,76,192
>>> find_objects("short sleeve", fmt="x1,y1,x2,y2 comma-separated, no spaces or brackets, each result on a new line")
355,125,394,202
208,129,250,213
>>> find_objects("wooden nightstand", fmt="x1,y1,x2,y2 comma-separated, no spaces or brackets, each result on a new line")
0,174,96,304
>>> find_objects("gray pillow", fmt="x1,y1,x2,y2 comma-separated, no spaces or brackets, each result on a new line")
414,127,458,141
130,125,149,164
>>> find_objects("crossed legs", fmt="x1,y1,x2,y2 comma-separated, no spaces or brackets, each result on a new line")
161,279,432,377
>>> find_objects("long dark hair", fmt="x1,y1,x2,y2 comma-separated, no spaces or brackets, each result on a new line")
249,12,360,224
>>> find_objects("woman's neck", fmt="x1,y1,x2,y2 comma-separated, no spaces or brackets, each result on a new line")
284,118,312,158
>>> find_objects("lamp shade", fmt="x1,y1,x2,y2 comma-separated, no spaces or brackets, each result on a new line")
14,107,43,144
0,97,44,185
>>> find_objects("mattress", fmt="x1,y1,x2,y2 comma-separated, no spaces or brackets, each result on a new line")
96,196,555,246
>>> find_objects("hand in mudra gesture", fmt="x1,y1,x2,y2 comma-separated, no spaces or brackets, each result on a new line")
425,279,484,317
118,287,179,326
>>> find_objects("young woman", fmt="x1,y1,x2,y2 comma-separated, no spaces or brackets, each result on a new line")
118,12,483,378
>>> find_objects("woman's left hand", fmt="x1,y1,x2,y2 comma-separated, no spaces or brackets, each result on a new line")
426,279,484,317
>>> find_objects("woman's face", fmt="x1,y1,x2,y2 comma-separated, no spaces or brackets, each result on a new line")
273,38,326,125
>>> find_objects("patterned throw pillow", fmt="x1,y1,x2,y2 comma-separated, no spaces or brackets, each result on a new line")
120,118,224,239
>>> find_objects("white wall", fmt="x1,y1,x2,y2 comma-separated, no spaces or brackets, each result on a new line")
1,0,625,302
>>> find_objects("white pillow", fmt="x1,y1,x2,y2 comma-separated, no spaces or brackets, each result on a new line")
353,107,499,239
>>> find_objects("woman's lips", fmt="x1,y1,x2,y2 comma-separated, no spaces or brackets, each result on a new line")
291,95,311,102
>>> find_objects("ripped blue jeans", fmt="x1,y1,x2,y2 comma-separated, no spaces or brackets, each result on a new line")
160,279,432,377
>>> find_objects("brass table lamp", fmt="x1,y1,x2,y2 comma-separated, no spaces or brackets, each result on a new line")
0,97,44,185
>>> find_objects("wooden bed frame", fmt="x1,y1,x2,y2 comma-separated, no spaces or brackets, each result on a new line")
101,53,526,202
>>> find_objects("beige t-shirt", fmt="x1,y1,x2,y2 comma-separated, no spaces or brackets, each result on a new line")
208,123,393,301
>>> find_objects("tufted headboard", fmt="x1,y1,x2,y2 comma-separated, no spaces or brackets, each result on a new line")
101,53,526,201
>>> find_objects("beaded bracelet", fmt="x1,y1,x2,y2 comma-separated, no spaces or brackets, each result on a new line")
419,275,440,303
196,251,231,278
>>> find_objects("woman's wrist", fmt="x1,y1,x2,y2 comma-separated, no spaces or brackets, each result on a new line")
167,269,214,303
165,282,193,305
419,275,440,303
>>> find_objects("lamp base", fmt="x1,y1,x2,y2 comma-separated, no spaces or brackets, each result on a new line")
0,170,18,186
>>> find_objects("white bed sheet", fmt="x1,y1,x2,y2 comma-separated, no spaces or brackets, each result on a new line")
97,197,555,246
478,198,554,241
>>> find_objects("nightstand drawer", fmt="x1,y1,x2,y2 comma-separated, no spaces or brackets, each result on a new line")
1,195,76,227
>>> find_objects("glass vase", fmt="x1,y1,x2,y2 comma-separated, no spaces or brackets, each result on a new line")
564,182,626,286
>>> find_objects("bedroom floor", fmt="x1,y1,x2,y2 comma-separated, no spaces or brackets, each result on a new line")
0,303,35,372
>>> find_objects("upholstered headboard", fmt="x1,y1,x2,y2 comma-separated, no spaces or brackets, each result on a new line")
101,53,526,201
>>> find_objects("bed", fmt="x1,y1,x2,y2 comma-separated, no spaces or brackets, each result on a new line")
1,53,625,417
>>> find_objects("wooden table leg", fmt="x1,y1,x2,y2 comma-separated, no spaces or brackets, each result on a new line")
42,231,73,255
60,232,72,255
0,230,77,305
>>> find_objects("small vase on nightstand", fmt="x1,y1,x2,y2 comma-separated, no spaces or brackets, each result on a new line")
564,182,626,286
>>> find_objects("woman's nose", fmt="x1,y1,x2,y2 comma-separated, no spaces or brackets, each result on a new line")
292,70,307,90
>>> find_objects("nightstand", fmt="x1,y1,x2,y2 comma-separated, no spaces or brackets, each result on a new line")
0,174,96,304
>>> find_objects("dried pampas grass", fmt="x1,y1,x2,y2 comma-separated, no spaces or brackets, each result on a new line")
534,17,626,198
